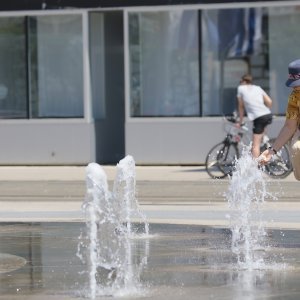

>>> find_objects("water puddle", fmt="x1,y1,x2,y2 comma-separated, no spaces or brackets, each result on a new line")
0,223,300,299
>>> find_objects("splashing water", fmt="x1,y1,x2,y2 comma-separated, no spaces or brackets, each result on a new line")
77,155,149,299
226,148,274,270
113,155,149,237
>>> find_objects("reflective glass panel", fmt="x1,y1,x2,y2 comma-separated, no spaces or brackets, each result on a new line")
0,17,27,118
268,6,300,114
202,8,267,116
89,12,105,120
29,15,83,118
129,11,199,117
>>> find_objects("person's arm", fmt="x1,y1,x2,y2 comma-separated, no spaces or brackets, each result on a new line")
259,118,297,163
263,93,272,108
237,96,244,125
271,118,297,151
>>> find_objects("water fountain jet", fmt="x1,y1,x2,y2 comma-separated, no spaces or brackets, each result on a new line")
226,149,275,270
77,155,148,299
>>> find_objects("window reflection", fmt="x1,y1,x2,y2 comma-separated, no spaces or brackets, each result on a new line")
0,17,27,118
129,11,199,117
129,6,300,117
268,6,300,113
0,14,83,119
202,8,266,116
29,15,83,118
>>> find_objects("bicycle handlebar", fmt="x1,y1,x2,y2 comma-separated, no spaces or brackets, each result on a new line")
223,115,249,135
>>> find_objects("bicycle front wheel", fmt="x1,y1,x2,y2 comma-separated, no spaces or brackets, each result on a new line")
205,141,239,179
263,138,293,179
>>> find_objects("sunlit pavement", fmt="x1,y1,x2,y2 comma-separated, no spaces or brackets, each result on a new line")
0,165,299,229
1,166,300,299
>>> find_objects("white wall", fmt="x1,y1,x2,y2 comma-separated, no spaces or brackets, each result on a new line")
125,117,285,165
0,120,95,165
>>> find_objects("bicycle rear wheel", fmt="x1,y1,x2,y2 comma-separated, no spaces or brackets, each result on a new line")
263,138,293,179
205,141,239,179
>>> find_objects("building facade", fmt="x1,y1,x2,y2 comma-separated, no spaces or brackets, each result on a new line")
0,0,299,165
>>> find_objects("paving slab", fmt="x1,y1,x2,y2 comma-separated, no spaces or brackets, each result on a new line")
0,165,299,300
0,165,299,229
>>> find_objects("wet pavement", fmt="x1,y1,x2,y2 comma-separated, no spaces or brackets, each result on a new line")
0,165,300,299
1,222,300,299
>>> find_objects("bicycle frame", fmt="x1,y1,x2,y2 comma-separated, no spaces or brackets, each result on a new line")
205,115,293,179
223,117,271,151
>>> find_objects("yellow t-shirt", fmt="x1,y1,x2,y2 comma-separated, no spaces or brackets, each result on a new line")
286,89,300,126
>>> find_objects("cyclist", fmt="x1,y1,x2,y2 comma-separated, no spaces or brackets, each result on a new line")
237,74,273,158
260,59,300,180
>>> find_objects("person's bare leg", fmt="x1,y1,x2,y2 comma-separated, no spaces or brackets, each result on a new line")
252,133,264,158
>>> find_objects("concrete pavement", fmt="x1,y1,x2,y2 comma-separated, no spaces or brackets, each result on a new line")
1,165,300,300
0,164,297,182
0,165,217,181
0,165,299,229
2,221,300,300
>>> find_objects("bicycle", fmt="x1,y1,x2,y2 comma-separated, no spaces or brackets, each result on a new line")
205,115,293,179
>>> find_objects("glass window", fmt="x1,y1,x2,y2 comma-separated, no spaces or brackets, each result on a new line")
202,8,266,116
28,15,83,118
268,6,300,114
202,6,300,116
129,11,199,117
89,12,106,120
0,17,27,118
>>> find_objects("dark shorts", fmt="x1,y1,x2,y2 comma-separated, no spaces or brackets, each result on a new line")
253,113,273,134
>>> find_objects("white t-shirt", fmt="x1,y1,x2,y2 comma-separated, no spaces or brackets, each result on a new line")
237,84,271,121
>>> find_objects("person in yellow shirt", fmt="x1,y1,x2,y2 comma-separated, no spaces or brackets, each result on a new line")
260,59,300,180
